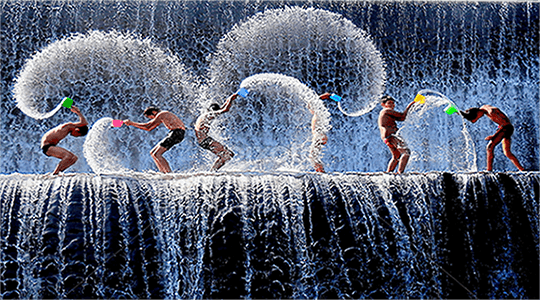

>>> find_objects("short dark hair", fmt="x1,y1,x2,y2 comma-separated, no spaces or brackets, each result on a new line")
209,103,220,111
77,125,89,136
143,106,160,116
381,95,395,104
461,108,480,122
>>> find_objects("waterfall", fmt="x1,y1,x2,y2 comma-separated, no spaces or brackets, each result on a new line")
1,1,538,299
0,172,538,298
2,1,537,173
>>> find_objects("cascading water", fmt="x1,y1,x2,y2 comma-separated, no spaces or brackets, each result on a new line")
1,172,538,299
399,90,477,172
1,1,538,299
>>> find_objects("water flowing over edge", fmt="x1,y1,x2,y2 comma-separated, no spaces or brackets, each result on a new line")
0,171,538,299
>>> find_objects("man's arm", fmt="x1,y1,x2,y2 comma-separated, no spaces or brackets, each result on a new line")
389,101,416,121
403,101,416,121
219,93,238,114
124,116,161,131
319,93,331,100
71,106,88,126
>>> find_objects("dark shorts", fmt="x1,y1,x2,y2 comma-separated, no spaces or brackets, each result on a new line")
41,144,56,156
198,136,216,150
159,129,185,150
493,124,514,141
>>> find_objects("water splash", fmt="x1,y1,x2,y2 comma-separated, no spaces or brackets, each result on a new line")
83,118,131,174
399,90,477,172
13,30,199,121
208,6,386,117
213,73,330,172
1,172,537,298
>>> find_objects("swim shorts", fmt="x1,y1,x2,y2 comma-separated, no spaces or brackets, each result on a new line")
159,129,185,150
383,134,409,151
198,136,216,150
41,144,56,156
492,124,514,141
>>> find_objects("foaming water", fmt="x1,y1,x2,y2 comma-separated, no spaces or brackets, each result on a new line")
0,2,538,299
399,90,477,172
13,30,199,121
83,118,131,174
214,73,330,172
0,171,537,298
2,2,537,174
208,7,385,117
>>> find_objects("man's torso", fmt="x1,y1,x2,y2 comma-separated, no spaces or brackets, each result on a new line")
481,105,511,127
378,108,399,139
195,112,218,140
41,124,72,147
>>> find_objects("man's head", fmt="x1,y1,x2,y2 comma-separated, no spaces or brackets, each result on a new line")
144,106,161,119
461,107,484,123
71,125,88,137
208,103,220,111
381,95,396,109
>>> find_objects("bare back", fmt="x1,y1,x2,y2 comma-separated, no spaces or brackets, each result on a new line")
481,105,511,127
157,111,186,131
41,123,77,147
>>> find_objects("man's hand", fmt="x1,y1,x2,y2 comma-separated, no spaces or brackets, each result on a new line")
319,93,331,100
70,105,81,114
123,119,133,126
485,135,494,141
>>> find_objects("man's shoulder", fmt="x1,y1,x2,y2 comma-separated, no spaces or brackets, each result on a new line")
161,110,182,118
60,122,77,129
379,108,394,115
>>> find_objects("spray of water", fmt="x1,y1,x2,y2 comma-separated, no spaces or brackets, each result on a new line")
208,7,386,117
82,117,131,174
212,73,330,172
399,90,477,172
13,30,199,121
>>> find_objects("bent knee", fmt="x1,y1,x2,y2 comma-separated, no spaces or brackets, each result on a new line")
68,154,78,164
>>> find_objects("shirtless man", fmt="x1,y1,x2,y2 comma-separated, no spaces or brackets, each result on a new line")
461,105,524,171
124,107,186,173
195,94,237,171
41,105,89,175
310,93,331,173
378,95,415,174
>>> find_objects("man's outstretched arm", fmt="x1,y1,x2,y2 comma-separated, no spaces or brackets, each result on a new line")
124,116,161,131
219,93,238,114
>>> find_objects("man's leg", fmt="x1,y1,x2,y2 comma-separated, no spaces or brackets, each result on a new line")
209,141,234,171
485,127,506,171
310,143,325,173
151,145,172,173
485,140,498,171
386,146,401,173
397,148,410,174
502,138,525,171
46,146,78,175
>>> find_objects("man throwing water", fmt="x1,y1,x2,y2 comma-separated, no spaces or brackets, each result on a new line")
378,95,416,174
461,105,524,171
195,93,238,171
310,93,331,173
124,107,186,173
41,105,89,175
